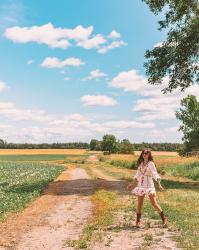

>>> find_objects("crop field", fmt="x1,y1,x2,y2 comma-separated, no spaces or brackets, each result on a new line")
0,161,65,220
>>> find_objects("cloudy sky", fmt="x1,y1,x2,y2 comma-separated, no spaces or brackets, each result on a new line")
0,0,198,143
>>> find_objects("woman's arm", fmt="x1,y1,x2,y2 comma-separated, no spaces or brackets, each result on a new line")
148,162,164,191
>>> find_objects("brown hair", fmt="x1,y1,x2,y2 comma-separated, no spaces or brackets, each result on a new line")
136,148,154,167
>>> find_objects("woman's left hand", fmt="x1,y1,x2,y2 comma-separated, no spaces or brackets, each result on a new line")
158,184,164,191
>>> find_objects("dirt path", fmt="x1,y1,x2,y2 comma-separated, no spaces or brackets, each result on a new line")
0,166,93,250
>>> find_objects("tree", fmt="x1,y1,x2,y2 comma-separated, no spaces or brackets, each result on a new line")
143,0,199,93
90,139,102,151
118,139,134,154
101,134,118,154
176,95,199,152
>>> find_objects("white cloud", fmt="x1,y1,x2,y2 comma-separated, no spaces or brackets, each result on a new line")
77,34,106,49
81,95,117,106
0,80,9,92
83,69,107,80
63,77,70,81
27,59,33,65
4,23,126,53
41,57,84,68
0,102,51,122
154,41,163,48
110,68,199,121
98,40,127,54
108,30,121,39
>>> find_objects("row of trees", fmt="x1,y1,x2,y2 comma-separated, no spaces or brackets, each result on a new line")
0,140,89,149
90,135,134,154
90,135,183,154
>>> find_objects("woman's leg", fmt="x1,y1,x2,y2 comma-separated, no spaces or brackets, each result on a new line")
149,194,167,226
148,194,162,213
136,195,145,214
136,195,145,227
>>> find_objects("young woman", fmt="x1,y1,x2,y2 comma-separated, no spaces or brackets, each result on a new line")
127,149,167,228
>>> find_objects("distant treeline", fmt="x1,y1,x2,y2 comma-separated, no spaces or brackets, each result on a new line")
0,140,89,149
132,143,183,152
0,138,182,152
90,136,183,153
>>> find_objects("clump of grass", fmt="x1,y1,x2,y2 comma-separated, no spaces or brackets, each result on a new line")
110,160,137,169
164,161,199,180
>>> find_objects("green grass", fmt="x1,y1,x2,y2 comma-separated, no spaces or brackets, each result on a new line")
164,161,199,180
0,161,65,220
110,160,137,169
0,154,87,162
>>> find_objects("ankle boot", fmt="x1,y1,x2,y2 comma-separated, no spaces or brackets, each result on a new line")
136,213,141,227
159,211,167,227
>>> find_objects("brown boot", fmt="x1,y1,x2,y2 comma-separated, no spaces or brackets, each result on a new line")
159,211,167,227
136,213,141,228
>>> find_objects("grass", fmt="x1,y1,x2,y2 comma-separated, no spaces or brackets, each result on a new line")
0,154,87,162
110,159,137,169
0,161,65,220
164,161,199,180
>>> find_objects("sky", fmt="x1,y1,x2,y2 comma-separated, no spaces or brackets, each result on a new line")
0,0,198,143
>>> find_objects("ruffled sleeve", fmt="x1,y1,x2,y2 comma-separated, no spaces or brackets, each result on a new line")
148,161,161,181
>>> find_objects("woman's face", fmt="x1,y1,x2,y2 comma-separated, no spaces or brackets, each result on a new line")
142,150,149,160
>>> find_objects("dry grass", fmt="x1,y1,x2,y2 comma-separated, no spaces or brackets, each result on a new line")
110,153,198,169
0,149,88,155
134,151,178,156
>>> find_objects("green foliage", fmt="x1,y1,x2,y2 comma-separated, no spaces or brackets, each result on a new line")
143,0,199,92
90,139,102,151
117,139,134,154
101,134,118,154
110,160,137,169
0,142,89,149
133,142,182,152
176,95,199,152
0,162,65,220
164,161,199,180
0,154,70,161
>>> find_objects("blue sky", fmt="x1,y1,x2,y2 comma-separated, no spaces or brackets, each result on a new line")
0,0,198,143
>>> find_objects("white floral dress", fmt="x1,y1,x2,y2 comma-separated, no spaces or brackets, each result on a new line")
132,161,161,196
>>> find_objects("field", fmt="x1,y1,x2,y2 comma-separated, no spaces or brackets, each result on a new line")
0,149,198,249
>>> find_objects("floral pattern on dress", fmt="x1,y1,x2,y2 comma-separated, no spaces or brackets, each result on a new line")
132,161,161,197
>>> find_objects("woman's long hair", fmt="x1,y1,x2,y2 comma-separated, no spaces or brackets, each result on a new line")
136,148,154,167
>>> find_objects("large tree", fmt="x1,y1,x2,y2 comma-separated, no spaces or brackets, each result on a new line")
143,0,199,93
101,134,118,154
176,95,199,152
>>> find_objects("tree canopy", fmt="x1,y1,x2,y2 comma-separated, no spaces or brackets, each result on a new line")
143,0,199,93
176,95,199,152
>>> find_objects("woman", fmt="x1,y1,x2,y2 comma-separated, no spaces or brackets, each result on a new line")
127,149,167,228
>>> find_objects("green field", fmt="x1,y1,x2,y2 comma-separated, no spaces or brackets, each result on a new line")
0,154,87,161
0,161,65,220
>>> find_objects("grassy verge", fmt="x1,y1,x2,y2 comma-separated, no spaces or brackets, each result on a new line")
0,161,65,220
163,161,199,180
